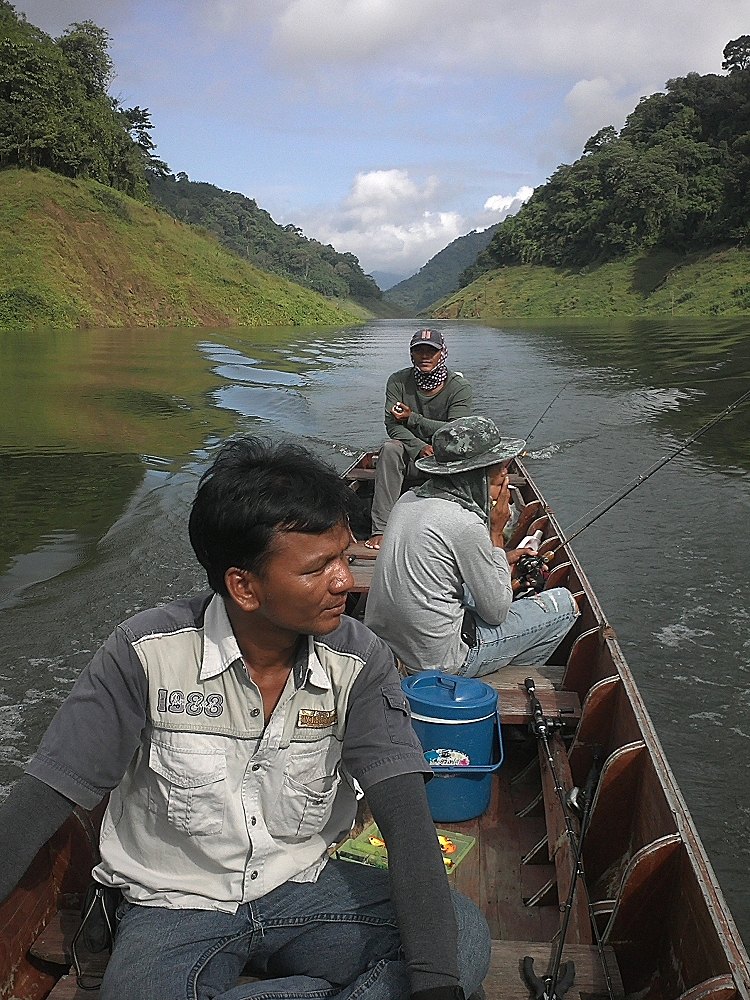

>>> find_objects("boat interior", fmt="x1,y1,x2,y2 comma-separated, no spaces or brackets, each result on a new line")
1,454,748,1000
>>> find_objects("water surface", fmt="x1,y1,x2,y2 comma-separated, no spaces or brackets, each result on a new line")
1,317,749,944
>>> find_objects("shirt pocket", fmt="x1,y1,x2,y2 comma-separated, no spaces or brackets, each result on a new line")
148,740,227,836
382,684,421,747
266,744,341,839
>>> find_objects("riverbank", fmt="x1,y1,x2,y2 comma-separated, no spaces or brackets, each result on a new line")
0,169,363,330
430,246,750,319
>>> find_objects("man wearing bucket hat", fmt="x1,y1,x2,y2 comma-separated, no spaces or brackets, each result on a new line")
365,329,472,550
365,416,579,676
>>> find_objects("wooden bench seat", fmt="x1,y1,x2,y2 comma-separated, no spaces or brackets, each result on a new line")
482,667,581,726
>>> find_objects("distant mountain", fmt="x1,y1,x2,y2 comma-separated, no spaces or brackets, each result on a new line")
371,269,408,291
384,224,502,313
149,173,382,307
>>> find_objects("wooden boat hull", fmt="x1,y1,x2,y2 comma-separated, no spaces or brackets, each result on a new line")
2,452,749,1000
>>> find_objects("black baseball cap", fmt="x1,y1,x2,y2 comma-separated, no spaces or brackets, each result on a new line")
409,329,444,351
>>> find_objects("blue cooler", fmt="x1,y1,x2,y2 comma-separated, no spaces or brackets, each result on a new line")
402,671,504,822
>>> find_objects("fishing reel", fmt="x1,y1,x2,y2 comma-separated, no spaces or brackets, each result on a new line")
512,553,553,599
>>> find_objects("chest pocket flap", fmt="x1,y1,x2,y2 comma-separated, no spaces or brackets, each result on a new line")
148,741,227,836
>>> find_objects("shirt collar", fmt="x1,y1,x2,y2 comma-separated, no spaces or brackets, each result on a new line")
201,596,332,693
200,595,244,680
295,635,331,692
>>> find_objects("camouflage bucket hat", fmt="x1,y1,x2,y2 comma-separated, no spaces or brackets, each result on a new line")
415,416,525,475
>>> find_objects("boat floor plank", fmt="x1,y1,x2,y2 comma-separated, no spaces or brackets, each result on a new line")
485,939,624,1000
448,767,559,941
45,974,94,999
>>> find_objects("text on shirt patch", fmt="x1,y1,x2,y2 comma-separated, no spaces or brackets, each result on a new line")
297,709,337,728
156,688,224,717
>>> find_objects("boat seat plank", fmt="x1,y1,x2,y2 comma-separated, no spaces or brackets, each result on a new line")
29,908,81,966
482,673,580,725
538,733,592,945
344,468,376,481
345,559,374,592
346,540,378,560
484,939,624,1000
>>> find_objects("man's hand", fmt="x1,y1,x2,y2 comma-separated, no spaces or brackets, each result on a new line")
419,444,434,458
506,547,537,566
489,475,511,546
391,402,412,423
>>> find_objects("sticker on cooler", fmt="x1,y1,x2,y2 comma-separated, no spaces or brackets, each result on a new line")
424,748,471,767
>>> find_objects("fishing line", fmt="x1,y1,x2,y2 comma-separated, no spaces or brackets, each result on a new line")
525,383,570,444
554,384,750,552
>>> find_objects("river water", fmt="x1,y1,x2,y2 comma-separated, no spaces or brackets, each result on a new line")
1,318,749,943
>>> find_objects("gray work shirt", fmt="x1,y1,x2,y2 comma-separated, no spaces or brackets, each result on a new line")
365,492,513,671
26,593,428,912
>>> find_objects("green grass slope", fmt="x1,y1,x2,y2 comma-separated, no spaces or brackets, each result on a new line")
0,168,361,329
430,248,750,320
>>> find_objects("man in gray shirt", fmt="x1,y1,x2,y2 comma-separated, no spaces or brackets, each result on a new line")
0,437,489,1000
365,417,579,675
366,329,472,550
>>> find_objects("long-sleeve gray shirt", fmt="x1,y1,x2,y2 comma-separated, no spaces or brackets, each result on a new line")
365,492,513,671
384,369,473,460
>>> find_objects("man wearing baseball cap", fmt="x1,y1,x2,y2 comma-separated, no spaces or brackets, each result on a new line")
365,329,472,549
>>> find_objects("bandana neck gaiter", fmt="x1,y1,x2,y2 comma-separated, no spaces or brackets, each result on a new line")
413,346,449,392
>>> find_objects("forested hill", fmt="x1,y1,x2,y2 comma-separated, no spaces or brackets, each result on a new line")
0,169,360,330
0,1,381,319
463,37,750,287
149,174,384,307
384,224,501,313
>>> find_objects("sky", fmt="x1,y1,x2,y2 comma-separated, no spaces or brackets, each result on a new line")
13,0,749,284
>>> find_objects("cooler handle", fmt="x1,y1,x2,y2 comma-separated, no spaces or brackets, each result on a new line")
425,708,504,774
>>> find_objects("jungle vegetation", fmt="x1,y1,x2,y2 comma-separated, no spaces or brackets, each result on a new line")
462,37,750,288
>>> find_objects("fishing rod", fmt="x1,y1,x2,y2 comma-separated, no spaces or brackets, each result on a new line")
525,383,570,444
554,384,750,552
522,680,613,1000
513,385,750,586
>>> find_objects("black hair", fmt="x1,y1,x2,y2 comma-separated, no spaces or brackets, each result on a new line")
188,436,355,596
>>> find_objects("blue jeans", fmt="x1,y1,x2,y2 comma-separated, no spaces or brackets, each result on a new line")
101,859,490,1000
460,587,579,677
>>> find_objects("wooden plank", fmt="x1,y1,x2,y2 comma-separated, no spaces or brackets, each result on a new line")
346,540,378,560
675,975,737,1000
484,939,624,1000
47,974,96,999
481,673,580,725
538,733,592,944
29,909,78,966
344,467,376,481
347,560,374,593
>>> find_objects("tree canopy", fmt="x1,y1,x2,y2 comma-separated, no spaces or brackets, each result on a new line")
0,1,162,197
464,39,750,285
148,173,381,303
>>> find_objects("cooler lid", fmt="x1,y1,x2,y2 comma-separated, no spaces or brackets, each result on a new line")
401,671,497,721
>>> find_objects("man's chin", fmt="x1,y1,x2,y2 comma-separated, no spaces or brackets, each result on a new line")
315,607,347,634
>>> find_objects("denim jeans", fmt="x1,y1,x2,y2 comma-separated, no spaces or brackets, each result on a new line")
101,858,490,1000
460,587,579,677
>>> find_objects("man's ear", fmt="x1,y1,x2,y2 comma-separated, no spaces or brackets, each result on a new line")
225,567,261,612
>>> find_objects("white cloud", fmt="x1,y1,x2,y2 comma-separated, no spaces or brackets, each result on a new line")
292,169,531,275
484,186,534,215
263,0,740,85
551,77,646,160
